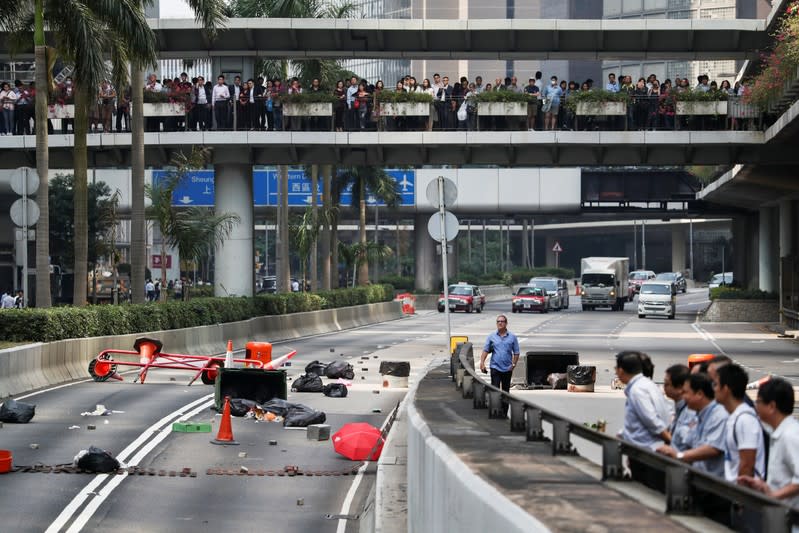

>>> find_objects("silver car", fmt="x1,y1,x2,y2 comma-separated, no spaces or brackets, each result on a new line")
528,277,569,310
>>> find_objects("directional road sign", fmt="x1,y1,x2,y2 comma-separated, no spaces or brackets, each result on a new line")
152,170,215,207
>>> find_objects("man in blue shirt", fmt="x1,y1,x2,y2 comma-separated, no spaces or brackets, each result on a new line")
605,73,619,93
479,315,520,402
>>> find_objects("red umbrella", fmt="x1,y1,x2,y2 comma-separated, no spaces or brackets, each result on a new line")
332,422,384,461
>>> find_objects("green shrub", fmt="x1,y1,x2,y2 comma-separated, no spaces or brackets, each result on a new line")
375,91,434,104
0,285,394,343
379,275,414,292
709,287,778,300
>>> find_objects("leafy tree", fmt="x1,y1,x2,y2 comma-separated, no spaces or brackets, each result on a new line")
337,241,393,288
335,167,400,285
48,174,113,277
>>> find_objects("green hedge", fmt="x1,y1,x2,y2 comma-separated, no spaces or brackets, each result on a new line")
0,284,394,343
709,287,778,301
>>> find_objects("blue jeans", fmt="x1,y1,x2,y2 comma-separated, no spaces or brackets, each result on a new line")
0,108,13,134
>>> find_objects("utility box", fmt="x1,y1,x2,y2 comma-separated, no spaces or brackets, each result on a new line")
214,368,287,411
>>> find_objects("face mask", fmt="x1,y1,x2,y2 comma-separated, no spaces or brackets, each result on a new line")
551,81,556,86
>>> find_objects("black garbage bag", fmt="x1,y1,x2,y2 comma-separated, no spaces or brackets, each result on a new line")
0,399,36,423
379,361,410,377
284,405,327,427
229,398,258,417
567,365,597,385
291,373,324,393
305,360,328,376
261,398,296,417
325,360,355,380
75,446,120,473
547,373,568,390
322,383,348,398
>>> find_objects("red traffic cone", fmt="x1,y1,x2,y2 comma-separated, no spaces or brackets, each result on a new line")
211,396,239,446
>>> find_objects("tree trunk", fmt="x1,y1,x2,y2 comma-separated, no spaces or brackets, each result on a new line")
131,68,146,303
320,164,331,290
160,240,167,302
310,164,318,291
34,4,51,308
357,181,369,286
276,165,291,293
72,85,89,306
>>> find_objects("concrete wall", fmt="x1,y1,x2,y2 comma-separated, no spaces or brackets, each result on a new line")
0,301,403,398
702,299,779,322
406,390,547,533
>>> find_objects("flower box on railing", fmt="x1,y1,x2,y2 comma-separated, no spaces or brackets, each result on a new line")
142,103,186,116
675,101,728,115
728,97,760,119
48,104,74,119
477,102,528,116
575,101,627,116
283,102,333,116
380,102,431,116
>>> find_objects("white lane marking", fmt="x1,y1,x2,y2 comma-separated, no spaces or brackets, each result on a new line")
16,378,94,400
64,397,214,533
691,322,728,356
45,394,213,533
335,411,395,533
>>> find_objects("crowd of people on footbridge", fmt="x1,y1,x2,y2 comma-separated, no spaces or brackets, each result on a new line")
0,70,759,136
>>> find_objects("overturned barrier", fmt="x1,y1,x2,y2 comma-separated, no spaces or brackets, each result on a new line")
0,301,402,398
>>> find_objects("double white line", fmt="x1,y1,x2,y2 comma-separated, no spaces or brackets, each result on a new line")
691,322,727,356
45,394,214,533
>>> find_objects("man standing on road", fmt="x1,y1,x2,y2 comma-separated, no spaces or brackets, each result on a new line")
479,315,520,403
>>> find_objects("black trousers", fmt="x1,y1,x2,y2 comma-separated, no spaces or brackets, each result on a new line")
490,368,513,414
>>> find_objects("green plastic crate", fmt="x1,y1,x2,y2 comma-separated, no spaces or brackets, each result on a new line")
172,422,212,433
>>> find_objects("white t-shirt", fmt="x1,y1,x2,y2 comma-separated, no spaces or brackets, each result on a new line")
724,402,766,482
767,416,799,509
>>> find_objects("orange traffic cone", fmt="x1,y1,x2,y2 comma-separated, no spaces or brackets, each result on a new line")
211,396,239,446
224,340,234,368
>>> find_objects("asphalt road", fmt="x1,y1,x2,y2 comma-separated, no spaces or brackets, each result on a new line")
1,288,796,532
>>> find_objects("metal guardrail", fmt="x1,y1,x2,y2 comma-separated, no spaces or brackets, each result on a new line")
452,342,799,532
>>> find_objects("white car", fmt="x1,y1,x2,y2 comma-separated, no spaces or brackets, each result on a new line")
708,272,734,289
638,281,676,320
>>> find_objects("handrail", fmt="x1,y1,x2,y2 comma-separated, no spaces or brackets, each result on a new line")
453,342,799,532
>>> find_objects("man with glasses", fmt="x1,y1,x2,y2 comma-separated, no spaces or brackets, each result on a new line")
479,315,520,413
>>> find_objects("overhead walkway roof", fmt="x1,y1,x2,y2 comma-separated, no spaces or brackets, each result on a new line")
0,131,778,168
0,18,771,61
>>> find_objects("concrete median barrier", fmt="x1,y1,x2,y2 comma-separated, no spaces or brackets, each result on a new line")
0,301,403,398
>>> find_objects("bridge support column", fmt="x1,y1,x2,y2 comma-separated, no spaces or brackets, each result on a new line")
545,235,556,267
415,214,439,292
759,207,778,293
671,227,686,274
733,215,756,289
780,201,794,323
214,162,254,297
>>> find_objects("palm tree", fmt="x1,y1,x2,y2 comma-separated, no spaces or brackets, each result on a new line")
338,241,393,288
129,1,227,304
335,167,400,285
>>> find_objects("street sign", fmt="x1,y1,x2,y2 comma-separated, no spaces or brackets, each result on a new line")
15,229,35,241
10,198,40,227
10,167,39,196
552,241,563,253
427,211,459,242
152,170,215,207
151,254,172,269
425,176,457,208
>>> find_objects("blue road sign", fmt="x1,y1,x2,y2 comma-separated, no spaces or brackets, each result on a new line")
152,169,215,207
156,168,414,208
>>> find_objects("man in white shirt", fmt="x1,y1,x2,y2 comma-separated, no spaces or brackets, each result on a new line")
144,73,162,93
606,73,619,93
212,75,230,130
714,364,765,482
739,377,799,510
345,76,358,131
1,290,15,308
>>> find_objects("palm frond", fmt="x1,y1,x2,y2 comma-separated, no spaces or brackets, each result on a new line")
183,0,228,37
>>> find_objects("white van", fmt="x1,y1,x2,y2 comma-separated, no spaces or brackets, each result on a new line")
637,281,676,320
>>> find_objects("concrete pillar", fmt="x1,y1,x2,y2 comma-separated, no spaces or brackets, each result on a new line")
671,227,686,274
545,235,556,267
415,213,439,292
733,215,756,290
759,207,777,292
780,200,794,259
214,162,254,297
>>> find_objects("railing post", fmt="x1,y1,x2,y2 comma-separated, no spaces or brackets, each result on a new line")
488,390,504,419
665,465,694,514
551,419,572,455
525,406,544,441
461,375,473,399
472,381,486,409
509,400,525,432
601,440,624,480
760,506,790,533
455,367,465,389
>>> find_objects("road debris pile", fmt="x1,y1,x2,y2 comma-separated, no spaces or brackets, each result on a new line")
227,397,327,427
73,446,121,473
291,373,324,392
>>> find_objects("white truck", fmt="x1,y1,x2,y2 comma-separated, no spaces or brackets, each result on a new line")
580,257,630,311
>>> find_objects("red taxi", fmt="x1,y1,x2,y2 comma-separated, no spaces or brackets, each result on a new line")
437,283,485,313
511,286,550,314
